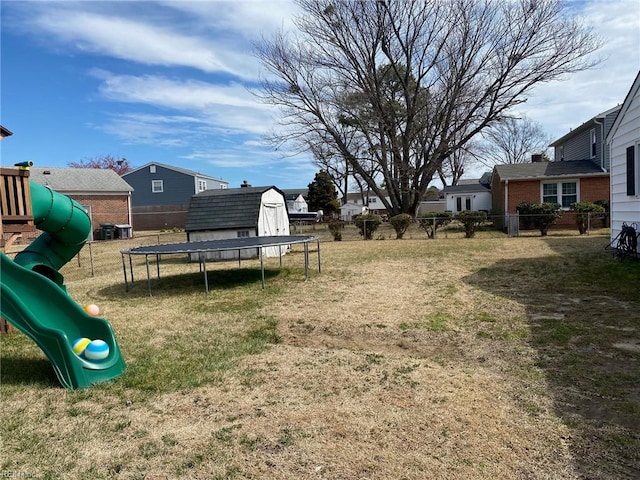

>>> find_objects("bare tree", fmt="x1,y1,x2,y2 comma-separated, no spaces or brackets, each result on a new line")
68,155,132,175
475,116,552,166
307,129,383,203
437,141,483,186
256,0,600,216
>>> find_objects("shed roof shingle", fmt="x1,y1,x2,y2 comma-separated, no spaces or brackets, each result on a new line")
186,186,286,232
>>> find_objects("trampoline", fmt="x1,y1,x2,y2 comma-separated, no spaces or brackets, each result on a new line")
120,235,320,295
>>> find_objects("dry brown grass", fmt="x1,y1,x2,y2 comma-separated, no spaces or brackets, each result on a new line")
1,228,639,479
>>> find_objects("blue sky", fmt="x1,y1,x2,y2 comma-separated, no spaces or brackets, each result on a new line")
1,0,639,189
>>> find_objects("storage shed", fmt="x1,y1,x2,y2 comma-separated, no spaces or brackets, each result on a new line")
186,186,290,261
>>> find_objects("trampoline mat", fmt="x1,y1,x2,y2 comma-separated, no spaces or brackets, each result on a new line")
122,235,317,255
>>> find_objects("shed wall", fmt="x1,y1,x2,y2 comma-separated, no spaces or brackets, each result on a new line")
188,229,258,261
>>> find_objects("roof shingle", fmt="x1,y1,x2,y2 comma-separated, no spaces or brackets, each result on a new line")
493,160,606,181
29,167,133,192
186,186,286,232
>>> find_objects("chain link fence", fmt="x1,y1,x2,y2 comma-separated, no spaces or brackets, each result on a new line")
4,231,189,286
4,211,611,286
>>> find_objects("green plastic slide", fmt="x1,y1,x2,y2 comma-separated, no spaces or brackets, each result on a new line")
0,181,125,389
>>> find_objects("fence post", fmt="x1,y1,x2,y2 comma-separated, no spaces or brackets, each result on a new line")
89,241,95,277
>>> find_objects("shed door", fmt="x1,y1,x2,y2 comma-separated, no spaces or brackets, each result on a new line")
263,204,281,236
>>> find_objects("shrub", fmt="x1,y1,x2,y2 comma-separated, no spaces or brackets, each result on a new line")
529,202,563,236
454,210,487,238
389,213,413,239
353,213,382,240
417,211,453,239
516,202,534,230
570,202,606,234
327,219,345,241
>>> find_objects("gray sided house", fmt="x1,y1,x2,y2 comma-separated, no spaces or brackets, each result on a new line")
550,105,621,171
185,186,290,261
121,162,228,231
29,167,133,241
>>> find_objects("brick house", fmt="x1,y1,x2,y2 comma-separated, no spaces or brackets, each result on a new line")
29,167,133,241
491,107,618,231
491,160,610,230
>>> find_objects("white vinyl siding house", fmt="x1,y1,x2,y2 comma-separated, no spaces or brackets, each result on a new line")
340,191,391,220
606,71,640,243
442,174,492,213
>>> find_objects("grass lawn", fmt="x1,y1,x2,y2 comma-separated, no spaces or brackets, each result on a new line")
1,225,639,479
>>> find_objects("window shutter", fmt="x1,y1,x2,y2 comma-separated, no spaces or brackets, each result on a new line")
627,146,636,196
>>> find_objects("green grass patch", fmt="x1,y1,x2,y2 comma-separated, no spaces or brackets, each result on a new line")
113,314,280,393
400,312,451,332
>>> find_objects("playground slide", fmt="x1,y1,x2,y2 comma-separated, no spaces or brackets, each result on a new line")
0,181,125,389
13,182,92,287
1,254,126,389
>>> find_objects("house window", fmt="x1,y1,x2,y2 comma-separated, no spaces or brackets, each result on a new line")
152,180,163,193
198,180,207,192
220,184,227,189
541,180,578,208
237,230,250,238
591,128,597,158
456,197,462,212
369,197,377,203
561,182,577,207
542,183,557,203
627,145,637,196
150,165,156,173
559,145,564,161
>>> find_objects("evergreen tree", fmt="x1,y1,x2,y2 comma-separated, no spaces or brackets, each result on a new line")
307,170,339,215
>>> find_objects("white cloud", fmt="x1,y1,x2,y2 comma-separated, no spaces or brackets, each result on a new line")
13,1,284,80
93,70,259,109
520,0,640,142
159,1,299,36
95,112,208,147
91,71,279,139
